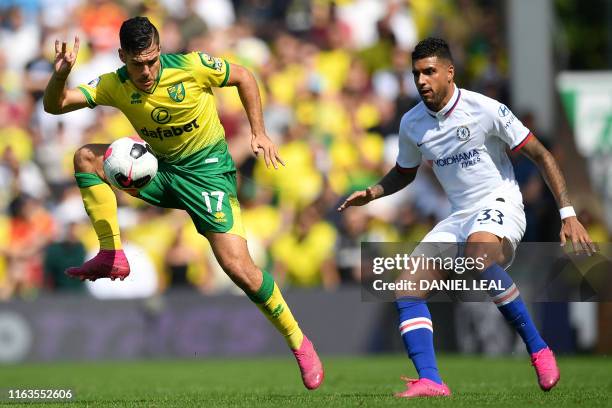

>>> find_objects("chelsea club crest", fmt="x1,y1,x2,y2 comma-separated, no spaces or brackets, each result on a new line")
457,126,470,141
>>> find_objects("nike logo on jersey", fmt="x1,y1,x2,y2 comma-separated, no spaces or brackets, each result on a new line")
416,135,447,147
416,137,442,147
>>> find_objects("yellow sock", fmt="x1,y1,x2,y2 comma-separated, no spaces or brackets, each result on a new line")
75,173,122,250
250,271,304,350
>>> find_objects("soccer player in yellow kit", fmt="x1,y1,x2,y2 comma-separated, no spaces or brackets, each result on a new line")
43,16,323,390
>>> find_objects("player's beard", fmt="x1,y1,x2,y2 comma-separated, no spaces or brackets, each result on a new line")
423,87,449,112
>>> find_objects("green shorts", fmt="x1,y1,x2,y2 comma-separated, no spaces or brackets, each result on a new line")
137,141,245,238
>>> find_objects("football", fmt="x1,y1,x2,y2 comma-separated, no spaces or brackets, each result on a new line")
103,137,158,192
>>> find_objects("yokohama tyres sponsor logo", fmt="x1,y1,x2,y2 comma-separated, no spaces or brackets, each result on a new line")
434,149,481,167
140,119,200,141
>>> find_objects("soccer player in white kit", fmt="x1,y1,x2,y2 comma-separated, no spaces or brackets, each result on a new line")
338,38,595,398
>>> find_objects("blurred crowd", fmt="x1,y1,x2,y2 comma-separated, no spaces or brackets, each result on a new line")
0,0,607,300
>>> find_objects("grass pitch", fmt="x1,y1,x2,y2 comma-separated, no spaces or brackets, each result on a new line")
1,355,610,407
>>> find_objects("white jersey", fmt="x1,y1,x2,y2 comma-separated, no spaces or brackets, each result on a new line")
396,85,532,212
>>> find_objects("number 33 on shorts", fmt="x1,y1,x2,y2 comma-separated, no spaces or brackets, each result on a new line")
476,208,504,225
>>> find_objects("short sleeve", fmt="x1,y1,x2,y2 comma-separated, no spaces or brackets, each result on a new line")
77,72,116,108
396,119,421,170
488,101,532,151
191,51,230,89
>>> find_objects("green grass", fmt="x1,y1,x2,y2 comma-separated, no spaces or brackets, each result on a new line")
1,355,610,407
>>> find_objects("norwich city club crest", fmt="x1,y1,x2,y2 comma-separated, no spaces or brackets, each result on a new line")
167,82,185,102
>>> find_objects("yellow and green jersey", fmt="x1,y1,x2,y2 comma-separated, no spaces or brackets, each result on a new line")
78,52,232,167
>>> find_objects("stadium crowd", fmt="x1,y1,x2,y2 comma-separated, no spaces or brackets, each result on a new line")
0,0,605,300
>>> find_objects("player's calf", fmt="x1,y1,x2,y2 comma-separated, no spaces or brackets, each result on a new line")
216,256,262,294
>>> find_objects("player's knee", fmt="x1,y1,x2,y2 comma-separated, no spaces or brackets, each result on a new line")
463,243,482,260
73,145,98,172
463,243,492,271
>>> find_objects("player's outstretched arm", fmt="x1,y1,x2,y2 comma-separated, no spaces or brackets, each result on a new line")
225,63,284,169
337,166,417,211
519,135,596,254
43,36,89,114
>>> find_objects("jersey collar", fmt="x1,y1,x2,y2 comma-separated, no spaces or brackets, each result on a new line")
425,84,460,120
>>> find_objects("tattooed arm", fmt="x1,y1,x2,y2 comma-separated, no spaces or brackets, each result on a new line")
519,135,595,253
520,136,571,207
337,166,418,211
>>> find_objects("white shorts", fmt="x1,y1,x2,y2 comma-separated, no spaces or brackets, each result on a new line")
417,193,526,268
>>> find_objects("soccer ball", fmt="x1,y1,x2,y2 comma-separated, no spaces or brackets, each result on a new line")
103,137,158,192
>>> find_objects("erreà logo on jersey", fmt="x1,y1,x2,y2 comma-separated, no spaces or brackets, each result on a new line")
140,118,200,141
131,92,142,104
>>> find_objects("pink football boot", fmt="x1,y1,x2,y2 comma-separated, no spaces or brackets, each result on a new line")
395,377,451,398
65,249,130,281
531,347,560,391
292,336,324,390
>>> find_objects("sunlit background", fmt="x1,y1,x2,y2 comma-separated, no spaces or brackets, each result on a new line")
0,0,611,363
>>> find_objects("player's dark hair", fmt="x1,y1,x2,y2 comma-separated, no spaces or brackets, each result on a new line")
119,16,159,54
412,37,453,64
